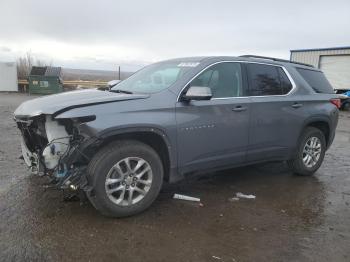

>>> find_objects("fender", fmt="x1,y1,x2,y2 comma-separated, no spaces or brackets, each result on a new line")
300,114,333,148
97,125,171,142
96,125,175,166
91,125,182,183
301,114,331,130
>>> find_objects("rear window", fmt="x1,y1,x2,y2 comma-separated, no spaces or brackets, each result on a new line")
297,68,334,94
246,64,292,96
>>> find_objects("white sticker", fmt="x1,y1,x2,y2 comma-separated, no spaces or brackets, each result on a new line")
177,62,200,67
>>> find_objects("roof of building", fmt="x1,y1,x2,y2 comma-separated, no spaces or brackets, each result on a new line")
290,46,350,53
30,66,62,77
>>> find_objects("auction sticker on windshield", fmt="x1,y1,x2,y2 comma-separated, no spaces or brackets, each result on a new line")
177,62,200,67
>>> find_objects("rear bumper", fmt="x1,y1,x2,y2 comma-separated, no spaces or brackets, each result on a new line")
328,128,336,150
327,109,339,150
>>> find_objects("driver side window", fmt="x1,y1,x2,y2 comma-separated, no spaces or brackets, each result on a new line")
189,62,243,98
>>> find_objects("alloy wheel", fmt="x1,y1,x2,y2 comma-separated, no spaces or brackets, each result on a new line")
105,157,153,206
302,136,322,168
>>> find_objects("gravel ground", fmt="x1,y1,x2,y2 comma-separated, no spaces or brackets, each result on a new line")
0,93,349,262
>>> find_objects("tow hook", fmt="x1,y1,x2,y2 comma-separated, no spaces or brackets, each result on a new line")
59,167,88,191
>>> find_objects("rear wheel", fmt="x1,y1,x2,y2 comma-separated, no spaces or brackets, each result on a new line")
288,127,326,176
87,140,163,217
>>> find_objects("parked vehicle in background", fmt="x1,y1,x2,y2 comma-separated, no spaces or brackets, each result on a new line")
97,80,121,91
340,91,350,111
107,79,121,89
14,55,340,217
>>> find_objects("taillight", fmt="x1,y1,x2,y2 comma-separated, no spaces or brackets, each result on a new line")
330,98,341,109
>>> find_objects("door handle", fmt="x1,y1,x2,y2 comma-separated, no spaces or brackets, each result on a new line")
291,102,303,108
232,105,247,112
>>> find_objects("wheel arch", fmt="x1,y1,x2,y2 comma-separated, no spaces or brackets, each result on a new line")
301,116,331,147
87,126,175,182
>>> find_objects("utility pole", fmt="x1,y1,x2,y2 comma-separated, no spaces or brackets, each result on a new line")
118,66,121,80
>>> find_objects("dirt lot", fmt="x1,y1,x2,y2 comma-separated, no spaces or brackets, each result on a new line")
0,93,350,262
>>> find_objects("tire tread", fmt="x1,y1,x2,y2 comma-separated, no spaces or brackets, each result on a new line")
86,140,163,217
288,127,326,176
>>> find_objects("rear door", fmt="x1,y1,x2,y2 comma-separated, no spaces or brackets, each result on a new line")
176,62,251,173
245,63,305,162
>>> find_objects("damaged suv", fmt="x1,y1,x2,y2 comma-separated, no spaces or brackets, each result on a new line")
14,56,339,217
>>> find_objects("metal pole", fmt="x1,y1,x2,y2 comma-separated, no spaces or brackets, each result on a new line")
118,66,121,80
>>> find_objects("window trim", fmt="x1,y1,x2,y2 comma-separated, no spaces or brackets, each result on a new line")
177,61,297,101
245,62,289,97
277,67,293,94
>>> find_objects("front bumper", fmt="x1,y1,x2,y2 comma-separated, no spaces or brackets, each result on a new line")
15,115,92,192
20,137,40,174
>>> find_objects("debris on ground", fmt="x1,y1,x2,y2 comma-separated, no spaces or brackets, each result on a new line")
236,192,256,199
212,255,221,260
173,193,200,202
199,202,204,207
228,197,240,202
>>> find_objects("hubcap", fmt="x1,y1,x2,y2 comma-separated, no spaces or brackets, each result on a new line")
302,136,322,168
105,157,153,206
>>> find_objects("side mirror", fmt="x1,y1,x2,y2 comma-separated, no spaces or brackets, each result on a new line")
182,86,212,101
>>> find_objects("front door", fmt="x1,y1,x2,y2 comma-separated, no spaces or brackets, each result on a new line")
175,62,251,174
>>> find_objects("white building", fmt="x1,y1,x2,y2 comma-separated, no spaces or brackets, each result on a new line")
290,46,350,92
0,61,18,92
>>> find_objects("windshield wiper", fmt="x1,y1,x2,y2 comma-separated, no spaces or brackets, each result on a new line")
110,89,133,94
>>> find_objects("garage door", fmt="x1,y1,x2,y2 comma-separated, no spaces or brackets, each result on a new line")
320,55,350,91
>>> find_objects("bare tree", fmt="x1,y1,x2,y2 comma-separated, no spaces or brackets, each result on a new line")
16,52,51,79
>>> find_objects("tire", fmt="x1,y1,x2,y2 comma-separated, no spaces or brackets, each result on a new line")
342,102,350,111
86,140,163,217
287,127,326,176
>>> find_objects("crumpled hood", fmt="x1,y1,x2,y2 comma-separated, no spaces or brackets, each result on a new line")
14,89,149,119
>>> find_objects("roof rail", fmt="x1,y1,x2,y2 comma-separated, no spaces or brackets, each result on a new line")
239,55,314,68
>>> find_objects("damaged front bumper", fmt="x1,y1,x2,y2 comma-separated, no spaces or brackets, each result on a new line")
20,136,40,174
15,114,96,192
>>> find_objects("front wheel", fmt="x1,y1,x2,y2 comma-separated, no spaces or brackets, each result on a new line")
288,127,326,176
87,140,163,217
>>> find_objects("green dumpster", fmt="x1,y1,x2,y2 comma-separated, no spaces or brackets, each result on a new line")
28,66,63,94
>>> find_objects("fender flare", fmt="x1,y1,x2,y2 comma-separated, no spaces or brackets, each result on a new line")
301,115,331,131
299,115,332,145
94,125,178,181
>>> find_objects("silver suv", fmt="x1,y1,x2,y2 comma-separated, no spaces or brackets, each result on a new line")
14,55,340,217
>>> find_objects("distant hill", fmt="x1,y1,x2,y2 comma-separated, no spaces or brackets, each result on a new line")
61,68,135,81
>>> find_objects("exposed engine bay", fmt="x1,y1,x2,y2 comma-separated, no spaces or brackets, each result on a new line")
13,89,148,195
16,115,93,191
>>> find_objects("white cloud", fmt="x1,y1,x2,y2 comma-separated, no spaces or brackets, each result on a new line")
0,0,349,69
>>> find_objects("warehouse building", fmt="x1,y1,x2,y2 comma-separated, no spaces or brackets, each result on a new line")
290,46,350,93
0,61,18,92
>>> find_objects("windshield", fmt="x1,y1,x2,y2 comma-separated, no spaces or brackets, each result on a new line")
111,61,196,93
